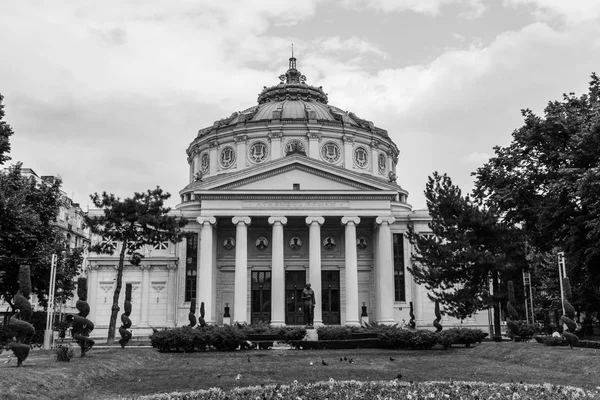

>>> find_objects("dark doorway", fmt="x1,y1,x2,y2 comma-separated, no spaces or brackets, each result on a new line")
251,271,271,323
321,270,340,325
285,270,306,325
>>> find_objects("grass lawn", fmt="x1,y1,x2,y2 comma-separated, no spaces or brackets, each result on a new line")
1,341,599,399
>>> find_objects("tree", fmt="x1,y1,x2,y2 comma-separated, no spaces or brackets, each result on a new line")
85,188,187,344
0,94,83,311
0,93,13,165
473,73,600,325
406,172,526,339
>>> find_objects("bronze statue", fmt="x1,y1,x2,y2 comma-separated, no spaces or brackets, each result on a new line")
301,283,315,327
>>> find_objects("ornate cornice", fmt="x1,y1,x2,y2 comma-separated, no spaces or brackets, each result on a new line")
196,193,396,201
213,163,375,191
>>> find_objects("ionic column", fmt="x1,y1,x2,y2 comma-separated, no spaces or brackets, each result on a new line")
268,216,287,326
232,216,251,324
375,216,396,324
166,264,177,326
341,216,361,326
197,216,217,324
139,265,150,327
306,217,324,326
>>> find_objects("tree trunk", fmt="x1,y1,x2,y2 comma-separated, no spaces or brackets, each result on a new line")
492,271,502,340
107,243,126,345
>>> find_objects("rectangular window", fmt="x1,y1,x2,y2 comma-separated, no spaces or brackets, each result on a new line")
185,234,198,302
393,233,406,302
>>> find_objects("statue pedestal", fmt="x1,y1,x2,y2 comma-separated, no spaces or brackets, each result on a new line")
305,328,318,342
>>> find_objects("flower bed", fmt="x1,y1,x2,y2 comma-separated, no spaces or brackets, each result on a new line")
132,379,600,399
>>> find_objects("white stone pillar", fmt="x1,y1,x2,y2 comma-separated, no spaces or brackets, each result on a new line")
140,265,151,327
232,216,251,324
371,141,379,175
269,132,282,161
87,266,98,323
306,217,324,326
209,141,218,175
375,216,396,324
307,132,320,160
197,216,217,324
166,264,177,326
343,135,354,169
341,216,361,326
268,216,288,326
235,135,247,170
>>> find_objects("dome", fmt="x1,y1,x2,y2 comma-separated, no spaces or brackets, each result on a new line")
185,55,399,185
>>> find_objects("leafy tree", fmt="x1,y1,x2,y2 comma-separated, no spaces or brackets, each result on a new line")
0,93,13,165
473,73,600,325
85,188,187,344
0,94,83,311
406,172,525,339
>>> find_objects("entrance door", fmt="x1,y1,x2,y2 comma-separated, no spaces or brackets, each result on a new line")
321,270,340,325
285,270,306,325
251,271,271,323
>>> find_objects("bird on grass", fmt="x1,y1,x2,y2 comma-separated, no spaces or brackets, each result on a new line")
389,357,396,361
236,374,242,380
343,356,347,361
339,358,343,362
247,356,251,362
349,358,355,364
395,373,402,380
309,361,314,365
321,358,328,366
217,374,221,378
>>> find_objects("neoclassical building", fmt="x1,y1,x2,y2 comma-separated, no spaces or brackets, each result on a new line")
86,57,489,338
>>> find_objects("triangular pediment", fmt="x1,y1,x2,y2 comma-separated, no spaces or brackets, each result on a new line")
194,155,399,193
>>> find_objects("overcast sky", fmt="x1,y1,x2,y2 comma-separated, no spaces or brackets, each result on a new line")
1,0,599,210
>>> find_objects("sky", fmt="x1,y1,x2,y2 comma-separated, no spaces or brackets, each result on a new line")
1,0,599,210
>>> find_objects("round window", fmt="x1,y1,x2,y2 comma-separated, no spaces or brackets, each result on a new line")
320,142,341,164
354,147,369,168
219,146,236,169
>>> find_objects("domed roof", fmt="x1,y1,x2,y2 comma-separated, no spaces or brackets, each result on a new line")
196,56,389,139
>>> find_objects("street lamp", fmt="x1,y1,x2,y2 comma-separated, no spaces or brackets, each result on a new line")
557,252,567,324
43,253,58,350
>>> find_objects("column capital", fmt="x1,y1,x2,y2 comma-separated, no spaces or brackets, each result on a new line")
375,216,395,226
341,216,361,226
268,216,288,226
305,216,325,226
197,216,217,226
232,216,251,226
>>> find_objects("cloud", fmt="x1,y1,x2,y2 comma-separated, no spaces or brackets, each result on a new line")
317,36,389,59
505,0,600,24
340,0,486,17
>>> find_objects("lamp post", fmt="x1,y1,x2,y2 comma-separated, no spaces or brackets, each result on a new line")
43,253,58,350
557,252,566,325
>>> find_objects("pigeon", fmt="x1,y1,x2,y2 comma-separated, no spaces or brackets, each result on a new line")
395,373,402,380
217,374,221,378
339,358,343,362
310,361,314,365
247,356,251,362
389,357,396,361
321,358,328,366
349,358,355,364
236,374,242,380
343,356,347,361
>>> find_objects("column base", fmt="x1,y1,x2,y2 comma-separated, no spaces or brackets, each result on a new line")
270,320,286,327
375,318,396,325
345,320,361,326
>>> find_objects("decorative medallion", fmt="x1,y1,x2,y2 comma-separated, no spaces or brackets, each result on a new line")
289,236,302,251
354,146,369,168
223,237,236,250
201,153,210,174
219,146,236,169
320,142,341,164
323,236,336,250
378,153,386,175
255,236,269,251
357,236,368,250
248,141,269,164
284,139,307,156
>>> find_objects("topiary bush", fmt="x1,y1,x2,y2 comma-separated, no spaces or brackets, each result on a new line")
67,277,95,357
55,344,75,362
562,331,579,349
433,300,443,332
118,283,133,348
210,324,246,351
188,299,197,327
316,325,358,340
4,265,36,366
149,326,212,353
408,330,438,349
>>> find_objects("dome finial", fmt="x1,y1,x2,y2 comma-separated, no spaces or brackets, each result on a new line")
289,43,296,70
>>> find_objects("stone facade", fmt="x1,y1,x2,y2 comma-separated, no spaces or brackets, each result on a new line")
86,57,490,338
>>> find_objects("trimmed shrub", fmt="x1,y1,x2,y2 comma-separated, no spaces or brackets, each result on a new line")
210,325,246,351
316,325,357,340
408,330,438,349
55,344,75,362
544,336,566,346
437,328,487,348
149,326,212,352
562,331,579,349
433,300,443,332
377,327,414,349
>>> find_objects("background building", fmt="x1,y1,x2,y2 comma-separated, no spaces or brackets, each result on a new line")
86,57,490,338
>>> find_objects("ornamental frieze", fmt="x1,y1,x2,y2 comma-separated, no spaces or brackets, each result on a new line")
242,201,349,209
